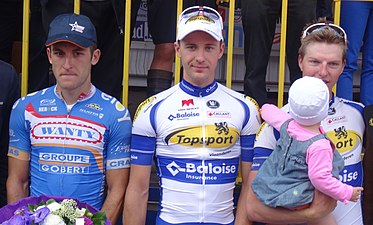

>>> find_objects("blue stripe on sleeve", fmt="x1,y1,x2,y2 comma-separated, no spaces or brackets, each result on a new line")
240,134,255,162
251,147,274,171
131,134,156,165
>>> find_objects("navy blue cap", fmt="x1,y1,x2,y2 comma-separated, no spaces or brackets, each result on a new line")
45,13,97,48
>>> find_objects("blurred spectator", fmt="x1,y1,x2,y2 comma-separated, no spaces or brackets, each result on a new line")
0,60,20,207
241,0,317,107
0,0,22,64
337,1,373,106
317,0,333,20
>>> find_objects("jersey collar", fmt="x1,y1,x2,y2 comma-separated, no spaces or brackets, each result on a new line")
54,84,96,102
180,79,218,97
328,93,336,115
330,92,335,106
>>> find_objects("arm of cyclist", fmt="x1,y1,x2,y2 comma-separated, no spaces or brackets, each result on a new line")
7,157,29,204
246,170,336,223
235,161,253,225
123,164,152,225
102,168,129,224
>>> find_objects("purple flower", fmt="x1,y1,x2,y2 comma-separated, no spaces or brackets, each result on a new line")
15,206,32,216
78,216,93,225
2,214,30,225
2,206,33,225
31,207,50,223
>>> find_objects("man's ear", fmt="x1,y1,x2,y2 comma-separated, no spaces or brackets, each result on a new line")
174,41,181,57
91,49,101,65
218,41,225,59
46,47,52,64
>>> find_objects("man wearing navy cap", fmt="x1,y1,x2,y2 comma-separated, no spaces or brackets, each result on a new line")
7,14,132,224
27,0,141,100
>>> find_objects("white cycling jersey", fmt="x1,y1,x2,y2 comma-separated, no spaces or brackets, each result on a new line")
253,95,365,225
131,80,261,225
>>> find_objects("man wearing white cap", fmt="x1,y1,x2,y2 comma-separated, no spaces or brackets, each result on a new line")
7,14,132,224
124,6,261,225
252,76,363,225
246,21,366,225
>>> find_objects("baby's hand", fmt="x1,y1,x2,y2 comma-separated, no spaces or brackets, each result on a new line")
350,187,364,202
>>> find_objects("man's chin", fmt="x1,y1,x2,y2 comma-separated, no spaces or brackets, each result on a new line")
57,83,78,91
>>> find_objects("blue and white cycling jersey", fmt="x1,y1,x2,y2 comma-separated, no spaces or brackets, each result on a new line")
131,80,261,225
253,94,365,225
8,85,132,209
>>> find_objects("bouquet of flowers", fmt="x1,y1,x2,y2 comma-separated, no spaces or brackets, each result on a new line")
0,196,110,225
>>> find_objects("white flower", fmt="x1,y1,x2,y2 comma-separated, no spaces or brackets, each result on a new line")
40,214,66,225
47,202,62,212
75,218,85,225
76,207,86,217
36,205,47,210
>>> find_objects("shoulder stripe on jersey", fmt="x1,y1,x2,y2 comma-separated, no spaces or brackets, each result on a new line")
340,98,364,117
220,87,251,128
150,99,166,131
219,85,251,127
273,128,280,140
238,99,251,128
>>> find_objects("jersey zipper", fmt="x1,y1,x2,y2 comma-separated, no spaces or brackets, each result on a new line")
62,102,75,195
199,90,207,222
61,104,71,196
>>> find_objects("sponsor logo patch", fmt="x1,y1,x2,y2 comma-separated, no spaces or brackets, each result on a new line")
85,103,103,111
207,111,231,118
40,99,56,106
325,126,362,154
168,112,200,121
32,122,103,144
326,115,347,125
182,99,194,107
38,106,58,112
133,96,156,122
206,100,220,109
165,122,239,148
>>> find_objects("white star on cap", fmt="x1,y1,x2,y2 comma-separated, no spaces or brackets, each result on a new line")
69,21,85,33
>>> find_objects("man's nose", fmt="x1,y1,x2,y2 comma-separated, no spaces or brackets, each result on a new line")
318,62,328,77
195,49,205,62
62,56,73,69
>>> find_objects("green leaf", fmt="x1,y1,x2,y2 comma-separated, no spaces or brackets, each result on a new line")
46,199,57,205
92,211,106,219
84,207,93,217
92,218,106,225
38,200,45,206
28,203,37,212
91,211,107,225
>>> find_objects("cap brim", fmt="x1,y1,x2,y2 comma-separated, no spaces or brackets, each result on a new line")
177,21,223,41
45,34,94,48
